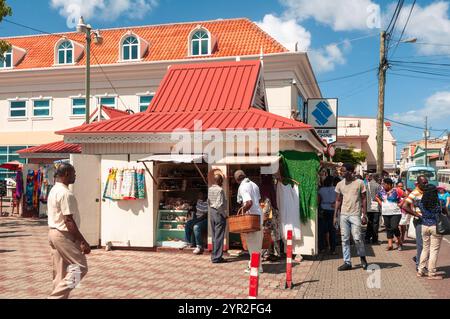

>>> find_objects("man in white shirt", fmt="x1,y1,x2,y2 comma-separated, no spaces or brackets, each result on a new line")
235,170,264,273
47,163,90,299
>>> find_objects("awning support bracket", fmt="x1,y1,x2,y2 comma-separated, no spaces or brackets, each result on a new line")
193,162,208,186
141,161,158,186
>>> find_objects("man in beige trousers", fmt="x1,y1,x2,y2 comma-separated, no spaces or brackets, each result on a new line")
47,163,90,299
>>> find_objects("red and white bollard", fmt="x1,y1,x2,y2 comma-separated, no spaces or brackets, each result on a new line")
248,252,260,299
285,229,293,289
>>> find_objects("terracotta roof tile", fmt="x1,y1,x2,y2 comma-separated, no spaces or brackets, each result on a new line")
2,18,287,70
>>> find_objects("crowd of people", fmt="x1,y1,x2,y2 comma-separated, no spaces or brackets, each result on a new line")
318,163,449,279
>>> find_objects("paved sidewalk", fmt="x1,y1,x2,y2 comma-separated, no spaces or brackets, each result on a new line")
0,217,308,299
1,217,449,299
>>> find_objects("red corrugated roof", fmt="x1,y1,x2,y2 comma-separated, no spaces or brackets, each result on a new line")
102,106,130,118
58,108,311,134
58,60,312,136
2,18,287,70
17,141,81,154
148,60,261,112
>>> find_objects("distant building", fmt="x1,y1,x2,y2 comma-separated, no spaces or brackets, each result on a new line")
336,116,397,174
399,137,448,171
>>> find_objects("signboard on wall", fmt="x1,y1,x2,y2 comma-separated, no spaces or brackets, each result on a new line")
306,98,338,144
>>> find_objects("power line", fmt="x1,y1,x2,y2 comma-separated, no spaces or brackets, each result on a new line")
390,0,416,59
3,18,129,111
385,117,447,132
390,72,450,82
391,60,450,67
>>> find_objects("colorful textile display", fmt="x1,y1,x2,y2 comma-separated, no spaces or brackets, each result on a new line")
103,168,146,201
14,170,24,200
25,170,37,209
279,151,320,223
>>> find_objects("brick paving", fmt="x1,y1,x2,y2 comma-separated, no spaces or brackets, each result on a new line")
1,217,449,299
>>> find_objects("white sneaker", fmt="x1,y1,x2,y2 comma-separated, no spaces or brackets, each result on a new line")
193,247,203,255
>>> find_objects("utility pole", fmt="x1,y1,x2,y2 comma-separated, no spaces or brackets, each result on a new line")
425,116,428,167
376,31,388,175
85,29,91,124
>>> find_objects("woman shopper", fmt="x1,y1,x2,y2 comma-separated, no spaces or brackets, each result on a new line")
397,182,410,244
376,178,403,251
417,184,448,280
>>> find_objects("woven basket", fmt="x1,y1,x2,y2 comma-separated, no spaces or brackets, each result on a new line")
228,208,261,233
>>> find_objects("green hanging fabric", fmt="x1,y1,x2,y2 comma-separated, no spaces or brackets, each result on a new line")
279,150,320,223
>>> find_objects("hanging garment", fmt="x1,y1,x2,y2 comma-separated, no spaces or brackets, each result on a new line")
260,175,278,210
136,169,146,199
103,168,116,200
112,168,124,200
121,169,137,200
40,166,50,204
14,170,24,200
276,183,302,241
279,151,320,223
25,170,35,208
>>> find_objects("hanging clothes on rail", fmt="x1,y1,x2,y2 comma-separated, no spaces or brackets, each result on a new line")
121,169,137,200
276,182,302,241
112,168,124,200
103,168,116,200
135,169,146,199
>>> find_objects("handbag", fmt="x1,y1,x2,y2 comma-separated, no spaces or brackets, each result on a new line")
436,213,450,235
407,217,416,239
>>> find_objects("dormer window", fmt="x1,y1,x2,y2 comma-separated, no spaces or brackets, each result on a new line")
1,49,12,69
122,36,139,61
57,41,74,64
191,30,209,56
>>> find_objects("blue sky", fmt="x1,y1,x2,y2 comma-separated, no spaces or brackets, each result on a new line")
2,0,450,155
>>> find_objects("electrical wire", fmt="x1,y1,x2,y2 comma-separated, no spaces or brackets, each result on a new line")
390,0,416,59
385,117,447,132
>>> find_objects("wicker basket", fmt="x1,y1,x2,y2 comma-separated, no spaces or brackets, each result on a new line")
228,208,261,233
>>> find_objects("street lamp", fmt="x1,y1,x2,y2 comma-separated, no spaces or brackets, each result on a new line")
77,16,103,124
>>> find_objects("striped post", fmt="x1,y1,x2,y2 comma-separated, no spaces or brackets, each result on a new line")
248,252,260,299
285,229,293,289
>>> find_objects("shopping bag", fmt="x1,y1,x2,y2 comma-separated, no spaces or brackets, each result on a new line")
407,217,416,240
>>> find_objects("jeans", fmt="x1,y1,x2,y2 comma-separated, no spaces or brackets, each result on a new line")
383,214,401,239
418,225,443,276
414,219,423,269
319,210,336,251
365,211,380,242
185,218,207,248
340,214,366,265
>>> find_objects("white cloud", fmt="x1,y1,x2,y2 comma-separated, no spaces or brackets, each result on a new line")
395,1,450,55
391,91,450,124
256,14,351,73
50,0,157,22
256,14,311,51
281,0,380,31
309,43,349,73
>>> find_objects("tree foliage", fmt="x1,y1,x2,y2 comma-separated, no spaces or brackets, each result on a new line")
333,148,367,166
0,0,12,55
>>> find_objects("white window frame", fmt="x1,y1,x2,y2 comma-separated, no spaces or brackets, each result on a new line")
31,97,52,119
137,94,155,112
54,39,75,66
71,97,87,116
8,99,28,119
1,49,13,69
97,94,118,109
189,28,211,57
120,34,140,62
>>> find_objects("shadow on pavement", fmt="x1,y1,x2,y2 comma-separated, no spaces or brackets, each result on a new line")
368,262,402,269
0,249,16,253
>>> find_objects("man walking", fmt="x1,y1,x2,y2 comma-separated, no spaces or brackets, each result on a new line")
208,173,228,263
402,175,428,270
47,163,90,299
234,170,264,273
334,163,369,271
365,174,381,245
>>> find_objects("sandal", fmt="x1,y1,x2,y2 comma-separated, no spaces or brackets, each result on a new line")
427,275,443,280
386,246,393,251
416,272,425,278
